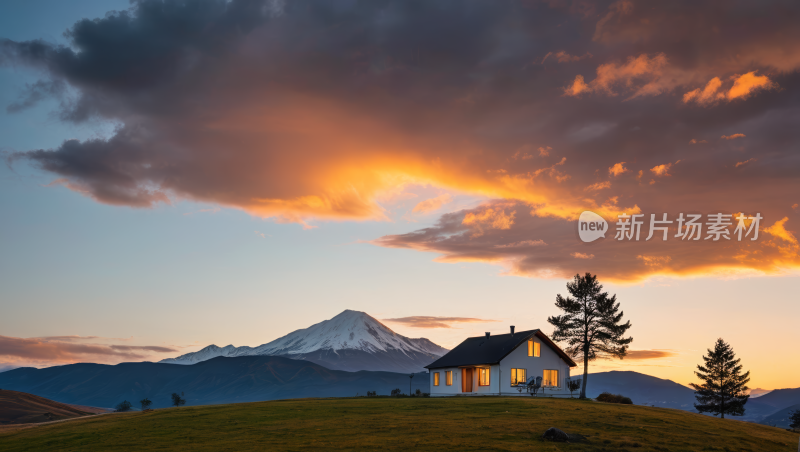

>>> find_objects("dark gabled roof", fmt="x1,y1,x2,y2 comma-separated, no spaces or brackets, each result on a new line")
425,329,577,369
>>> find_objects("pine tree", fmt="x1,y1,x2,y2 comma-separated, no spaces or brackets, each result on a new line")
547,273,633,399
789,409,800,430
689,338,750,419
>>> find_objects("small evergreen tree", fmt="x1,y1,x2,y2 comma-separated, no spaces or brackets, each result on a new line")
548,273,633,398
789,409,800,430
140,398,152,411
171,392,186,407
566,378,581,398
689,338,750,419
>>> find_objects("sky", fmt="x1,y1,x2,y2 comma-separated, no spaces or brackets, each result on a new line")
0,0,798,390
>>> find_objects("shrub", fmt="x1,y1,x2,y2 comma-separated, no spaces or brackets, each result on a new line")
171,392,186,407
366,391,376,397
115,400,133,412
596,392,633,404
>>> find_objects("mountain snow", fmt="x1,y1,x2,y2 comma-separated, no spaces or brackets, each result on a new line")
160,310,448,368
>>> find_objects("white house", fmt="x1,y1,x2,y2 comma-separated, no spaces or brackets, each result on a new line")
426,326,578,397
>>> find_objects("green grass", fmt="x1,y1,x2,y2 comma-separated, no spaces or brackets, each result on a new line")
1,397,797,451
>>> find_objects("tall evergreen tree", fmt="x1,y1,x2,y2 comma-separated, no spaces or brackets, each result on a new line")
547,273,633,399
689,338,750,419
789,409,800,430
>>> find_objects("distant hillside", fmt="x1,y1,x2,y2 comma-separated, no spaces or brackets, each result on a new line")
761,403,800,429
0,390,92,425
161,310,448,373
750,388,800,410
0,356,429,409
581,371,778,421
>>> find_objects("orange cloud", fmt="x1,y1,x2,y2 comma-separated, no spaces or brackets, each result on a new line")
585,181,611,191
722,133,746,140
564,74,591,96
684,72,776,105
0,335,176,367
764,217,798,245
383,316,499,329
542,51,592,64
538,146,552,157
625,350,678,360
463,207,516,237
683,77,724,104
565,53,673,99
412,194,453,214
495,240,547,248
689,139,708,144
375,200,800,283
571,252,594,259
637,255,672,267
650,163,672,176
735,158,756,168
728,71,776,100
609,162,628,176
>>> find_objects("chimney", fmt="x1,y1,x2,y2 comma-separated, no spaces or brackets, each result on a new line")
485,332,491,337
510,325,515,335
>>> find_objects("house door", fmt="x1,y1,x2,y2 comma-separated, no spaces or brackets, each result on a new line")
461,367,473,393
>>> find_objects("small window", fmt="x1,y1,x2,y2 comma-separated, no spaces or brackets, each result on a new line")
434,372,440,386
445,370,453,386
478,368,490,386
528,340,540,357
510,368,526,385
543,369,559,387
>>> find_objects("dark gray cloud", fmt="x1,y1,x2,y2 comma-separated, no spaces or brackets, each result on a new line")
5,79,65,113
0,0,798,277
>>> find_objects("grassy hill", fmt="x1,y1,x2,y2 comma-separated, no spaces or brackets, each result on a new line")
0,397,797,451
0,390,93,426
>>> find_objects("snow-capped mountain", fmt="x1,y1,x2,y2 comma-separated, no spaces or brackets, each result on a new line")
160,310,449,373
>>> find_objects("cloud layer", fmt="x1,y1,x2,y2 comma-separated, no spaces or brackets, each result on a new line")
2,0,799,279
383,316,499,329
0,335,176,368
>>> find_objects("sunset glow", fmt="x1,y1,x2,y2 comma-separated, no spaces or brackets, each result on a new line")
1,0,799,394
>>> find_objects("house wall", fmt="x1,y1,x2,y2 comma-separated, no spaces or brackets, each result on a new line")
428,334,577,397
428,365,500,396
498,336,574,397
429,367,466,395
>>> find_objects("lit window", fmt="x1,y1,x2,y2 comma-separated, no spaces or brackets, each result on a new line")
434,372,440,386
510,368,526,385
543,369,559,387
528,340,540,357
478,368,490,386
445,370,452,386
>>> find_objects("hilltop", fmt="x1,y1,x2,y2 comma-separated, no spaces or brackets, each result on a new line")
0,390,92,425
0,397,796,451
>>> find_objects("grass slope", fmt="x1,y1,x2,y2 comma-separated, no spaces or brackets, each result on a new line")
0,390,92,425
0,397,797,451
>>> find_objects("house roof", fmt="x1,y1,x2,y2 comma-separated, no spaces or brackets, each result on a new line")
425,329,577,369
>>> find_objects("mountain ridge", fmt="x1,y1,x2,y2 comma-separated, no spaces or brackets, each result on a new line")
160,310,448,373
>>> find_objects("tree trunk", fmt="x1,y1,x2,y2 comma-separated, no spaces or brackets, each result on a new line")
580,348,589,399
